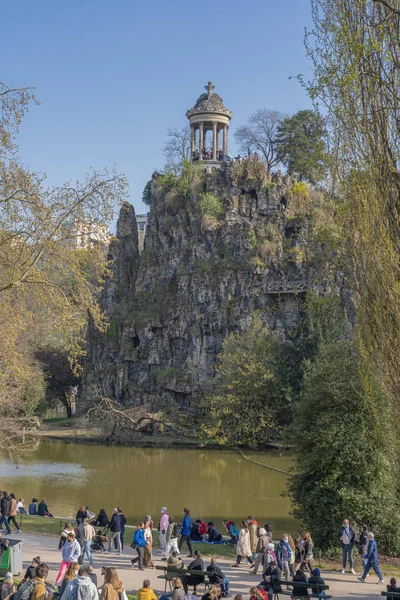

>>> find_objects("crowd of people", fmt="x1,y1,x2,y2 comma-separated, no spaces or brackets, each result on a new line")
0,495,394,600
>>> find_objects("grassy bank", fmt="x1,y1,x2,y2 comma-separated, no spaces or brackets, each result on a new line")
37,418,291,450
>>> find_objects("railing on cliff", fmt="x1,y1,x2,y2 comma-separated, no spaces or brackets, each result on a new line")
263,279,311,295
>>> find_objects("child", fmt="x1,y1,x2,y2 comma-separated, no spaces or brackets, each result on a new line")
308,568,326,598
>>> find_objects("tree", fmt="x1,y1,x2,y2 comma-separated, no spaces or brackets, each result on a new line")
275,110,327,183
288,337,400,554
163,125,191,173
0,81,127,447
301,0,400,415
234,109,284,173
35,347,79,418
201,318,284,447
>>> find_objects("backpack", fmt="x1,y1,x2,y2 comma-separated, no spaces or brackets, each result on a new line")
69,580,94,600
13,581,39,600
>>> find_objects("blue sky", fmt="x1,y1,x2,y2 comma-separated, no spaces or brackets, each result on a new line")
3,0,314,223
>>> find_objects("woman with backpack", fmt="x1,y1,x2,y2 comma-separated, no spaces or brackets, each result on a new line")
59,523,75,550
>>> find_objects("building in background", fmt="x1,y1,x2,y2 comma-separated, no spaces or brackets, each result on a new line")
137,213,148,252
68,221,111,249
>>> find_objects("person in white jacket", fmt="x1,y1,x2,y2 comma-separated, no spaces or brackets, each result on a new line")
159,507,169,554
61,567,98,600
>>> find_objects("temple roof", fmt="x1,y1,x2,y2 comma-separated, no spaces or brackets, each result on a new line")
186,82,232,119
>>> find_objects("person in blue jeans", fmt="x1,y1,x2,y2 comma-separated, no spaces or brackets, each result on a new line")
358,532,384,584
206,557,231,597
178,508,193,557
338,518,357,574
131,522,146,570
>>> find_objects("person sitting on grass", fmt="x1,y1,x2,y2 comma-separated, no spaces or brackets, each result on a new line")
137,579,157,600
28,498,38,515
308,567,326,598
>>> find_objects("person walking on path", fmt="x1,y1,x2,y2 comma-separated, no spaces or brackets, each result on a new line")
137,579,157,600
131,522,146,570
8,494,20,534
358,532,384,585
276,534,291,582
339,518,357,574
357,524,369,567
178,508,193,557
159,507,169,554
81,518,96,566
100,567,124,600
232,521,254,568
165,516,180,558
0,492,11,534
250,528,268,575
107,508,122,554
55,533,81,586
247,517,259,561
143,519,154,568
302,532,314,573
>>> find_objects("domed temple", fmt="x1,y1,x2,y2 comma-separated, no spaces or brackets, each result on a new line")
186,81,232,165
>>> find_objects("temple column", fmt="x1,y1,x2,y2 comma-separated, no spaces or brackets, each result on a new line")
199,122,204,158
223,124,228,156
212,122,217,161
190,125,196,155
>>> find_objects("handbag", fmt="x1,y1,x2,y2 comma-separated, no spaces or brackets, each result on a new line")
120,590,128,600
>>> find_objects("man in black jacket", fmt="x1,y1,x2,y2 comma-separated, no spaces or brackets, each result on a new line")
207,557,230,597
115,508,126,551
0,493,11,535
183,550,204,594
107,508,122,554
339,518,357,574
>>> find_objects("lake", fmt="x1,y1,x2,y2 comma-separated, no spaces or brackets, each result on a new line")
0,439,297,536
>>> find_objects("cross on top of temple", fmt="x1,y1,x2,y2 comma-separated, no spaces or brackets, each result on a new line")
186,82,233,165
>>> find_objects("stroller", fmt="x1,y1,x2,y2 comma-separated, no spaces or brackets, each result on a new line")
222,520,239,545
91,528,108,552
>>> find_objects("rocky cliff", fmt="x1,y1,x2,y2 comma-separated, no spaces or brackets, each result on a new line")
81,159,335,412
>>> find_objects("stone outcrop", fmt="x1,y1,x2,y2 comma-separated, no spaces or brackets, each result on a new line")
81,161,331,412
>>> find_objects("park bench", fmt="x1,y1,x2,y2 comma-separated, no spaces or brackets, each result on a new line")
382,593,400,599
276,580,331,599
155,565,210,593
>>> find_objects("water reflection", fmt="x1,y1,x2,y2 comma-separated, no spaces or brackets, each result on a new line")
0,440,297,536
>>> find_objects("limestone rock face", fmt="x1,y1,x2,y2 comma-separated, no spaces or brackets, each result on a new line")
80,163,325,411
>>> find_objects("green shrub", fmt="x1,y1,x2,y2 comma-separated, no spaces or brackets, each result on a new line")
199,193,224,218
